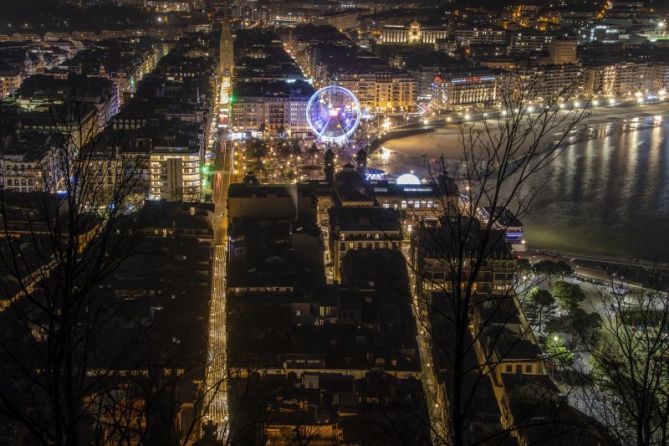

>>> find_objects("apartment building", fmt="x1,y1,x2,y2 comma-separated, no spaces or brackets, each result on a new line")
149,145,200,202
230,80,314,137
330,70,416,112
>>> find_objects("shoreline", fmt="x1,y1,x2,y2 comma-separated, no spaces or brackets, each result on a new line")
373,102,669,161
366,127,434,154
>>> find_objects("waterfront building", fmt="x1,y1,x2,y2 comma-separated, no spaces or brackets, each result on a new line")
585,62,669,98
432,70,498,108
510,64,584,102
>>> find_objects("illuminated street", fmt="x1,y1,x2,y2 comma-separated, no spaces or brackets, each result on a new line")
202,67,235,437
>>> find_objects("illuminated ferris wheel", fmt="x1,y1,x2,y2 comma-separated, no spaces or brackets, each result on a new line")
306,85,361,144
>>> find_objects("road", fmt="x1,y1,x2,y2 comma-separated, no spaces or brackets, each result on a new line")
523,249,669,293
2,257,58,310
202,90,235,439
403,245,450,444
413,297,450,444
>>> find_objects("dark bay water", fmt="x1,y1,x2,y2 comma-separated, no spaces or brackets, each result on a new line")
371,113,669,262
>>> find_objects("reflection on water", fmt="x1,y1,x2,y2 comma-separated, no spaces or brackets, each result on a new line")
370,114,669,262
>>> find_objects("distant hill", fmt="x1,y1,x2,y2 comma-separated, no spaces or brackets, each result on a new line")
450,0,606,13
0,0,153,34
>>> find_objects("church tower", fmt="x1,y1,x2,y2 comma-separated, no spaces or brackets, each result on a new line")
219,1,234,103
354,148,367,176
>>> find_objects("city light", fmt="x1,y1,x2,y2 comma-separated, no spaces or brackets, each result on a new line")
306,85,361,144
380,148,390,162
3,4,669,446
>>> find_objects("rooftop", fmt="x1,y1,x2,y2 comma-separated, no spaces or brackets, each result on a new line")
232,79,315,99
417,220,513,260
329,206,401,233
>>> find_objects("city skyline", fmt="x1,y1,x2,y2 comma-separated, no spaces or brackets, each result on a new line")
0,1,668,445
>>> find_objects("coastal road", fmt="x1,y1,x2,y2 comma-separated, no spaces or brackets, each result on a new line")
524,249,669,293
